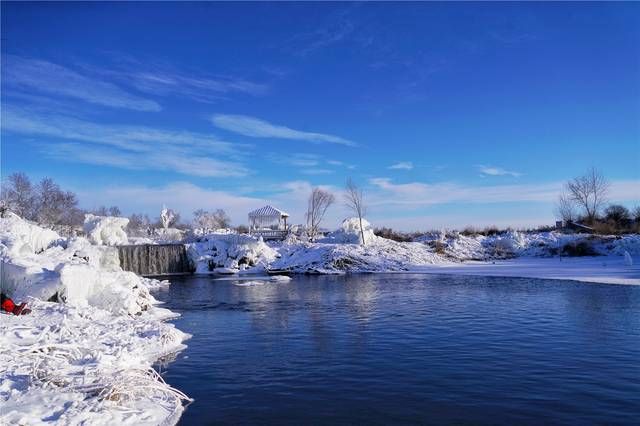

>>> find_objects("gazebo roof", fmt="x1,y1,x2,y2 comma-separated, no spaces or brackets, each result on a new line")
248,205,289,218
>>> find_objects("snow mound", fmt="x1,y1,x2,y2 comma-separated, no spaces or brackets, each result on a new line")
0,212,61,256
187,233,279,274
83,214,129,246
320,217,377,245
1,214,155,316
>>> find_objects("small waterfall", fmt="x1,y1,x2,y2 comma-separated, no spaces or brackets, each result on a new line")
118,244,193,276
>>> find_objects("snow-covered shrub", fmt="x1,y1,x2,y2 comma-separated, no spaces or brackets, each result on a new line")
320,217,378,244
83,214,129,246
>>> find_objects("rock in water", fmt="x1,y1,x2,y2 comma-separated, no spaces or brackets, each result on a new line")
624,250,633,266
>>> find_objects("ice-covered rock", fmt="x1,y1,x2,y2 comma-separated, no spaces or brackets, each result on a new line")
83,214,129,246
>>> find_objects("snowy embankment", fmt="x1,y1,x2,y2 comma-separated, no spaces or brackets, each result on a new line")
0,213,190,425
187,218,639,285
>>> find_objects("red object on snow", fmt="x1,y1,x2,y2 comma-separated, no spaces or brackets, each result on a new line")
1,294,31,315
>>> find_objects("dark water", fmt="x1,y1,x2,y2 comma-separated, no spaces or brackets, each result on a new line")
153,274,640,425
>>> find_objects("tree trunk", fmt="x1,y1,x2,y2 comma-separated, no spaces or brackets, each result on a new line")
359,216,366,246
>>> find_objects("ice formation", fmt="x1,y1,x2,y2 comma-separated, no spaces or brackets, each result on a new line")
187,233,279,274
83,213,129,246
0,213,191,424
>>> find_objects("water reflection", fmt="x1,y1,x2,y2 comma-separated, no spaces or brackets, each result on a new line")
154,274,640,425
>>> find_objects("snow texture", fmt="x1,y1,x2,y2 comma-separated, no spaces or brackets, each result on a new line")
0,214,191,424
83,214,129,246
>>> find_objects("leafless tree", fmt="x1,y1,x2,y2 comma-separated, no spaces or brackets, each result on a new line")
193,208,231,232
92,205,122,217
565,167,610,223
555,193,577,223
35,178,82,226
1,172,35,219
344,178,367,245
306,187,335,242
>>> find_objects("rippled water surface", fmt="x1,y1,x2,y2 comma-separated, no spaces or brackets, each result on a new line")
153,274,640,425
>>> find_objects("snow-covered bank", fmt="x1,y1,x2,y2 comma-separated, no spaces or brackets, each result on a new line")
1,213,190,425
185,219,639,284
410,256,640,285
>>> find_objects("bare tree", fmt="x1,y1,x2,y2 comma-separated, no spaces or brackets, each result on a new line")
35,178,82,226
1,172,35,219
193,208,231,232
306,187,335,242
344,178,367,245
555,193,577,223
565,167,610,223
92,205,122,217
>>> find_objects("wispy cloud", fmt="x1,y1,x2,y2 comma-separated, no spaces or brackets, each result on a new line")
300,168,334,175
2,105,248,177
369,177,560,206
476,165,522,178
2,55,160,112
388,161,413,170
368,177,640,207
211,114,357,146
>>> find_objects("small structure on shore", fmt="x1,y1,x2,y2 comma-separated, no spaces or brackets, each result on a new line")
248,205,290,240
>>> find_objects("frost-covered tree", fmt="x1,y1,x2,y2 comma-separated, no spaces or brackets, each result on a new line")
565,167,610,223
306,188,335,242
35,178,82,226
160,206,179,229
92,205,122,217
344,178,367,246
1,172,35,219
127,213,151,234
193,208,231,232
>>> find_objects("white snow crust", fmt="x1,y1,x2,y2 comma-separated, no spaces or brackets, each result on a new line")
83,214,129,246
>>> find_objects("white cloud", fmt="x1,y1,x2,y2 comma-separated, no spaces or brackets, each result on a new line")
75,182,268,223
300,168,334,175
388,161,413,170
368,177,640,207
211,114,357,146
3,105,248,177
118,70,269,103
476,165,522,177
2,55,160,112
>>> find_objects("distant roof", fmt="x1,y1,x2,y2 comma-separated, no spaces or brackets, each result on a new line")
248,205,289,218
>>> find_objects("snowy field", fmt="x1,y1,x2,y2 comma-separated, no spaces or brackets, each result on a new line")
1,213,638,425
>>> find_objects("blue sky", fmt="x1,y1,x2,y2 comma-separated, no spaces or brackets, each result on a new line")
2,2,639,230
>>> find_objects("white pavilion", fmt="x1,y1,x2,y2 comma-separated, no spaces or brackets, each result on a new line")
248,205,290,240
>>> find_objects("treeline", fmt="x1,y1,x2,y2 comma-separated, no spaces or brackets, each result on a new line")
0,172,235,234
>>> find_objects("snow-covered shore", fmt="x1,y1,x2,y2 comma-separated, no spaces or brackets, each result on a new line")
410,256,640,285
1,214,190,425
186,219,639,284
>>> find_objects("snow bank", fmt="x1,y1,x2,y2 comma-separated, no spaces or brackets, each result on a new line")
415,231,640,261
1,217,154,316
83,214,129,246
0,214,191,424
320,217,377,245
0,299,190,425
187,233,279,274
